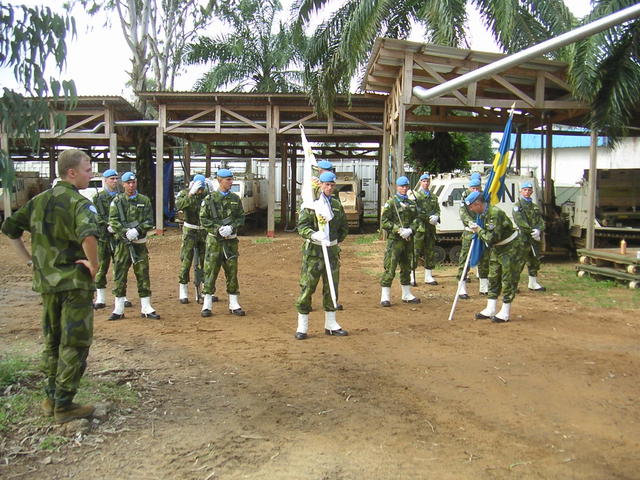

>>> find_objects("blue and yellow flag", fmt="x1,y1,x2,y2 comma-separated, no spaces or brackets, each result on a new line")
469,109,514,267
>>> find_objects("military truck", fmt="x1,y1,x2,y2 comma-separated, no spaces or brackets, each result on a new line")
427,172,541,263
562,168,640,247
334,172,365,230
0,172,47,219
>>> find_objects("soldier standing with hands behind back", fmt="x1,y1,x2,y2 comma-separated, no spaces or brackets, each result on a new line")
108,172,160,320
199,169,246,318
2,149,99,423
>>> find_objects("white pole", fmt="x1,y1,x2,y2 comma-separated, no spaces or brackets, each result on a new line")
413,4,640,102
448,238,475,321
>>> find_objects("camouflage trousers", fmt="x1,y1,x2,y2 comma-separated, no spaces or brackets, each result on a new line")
95,237,114,289
41,289,93,406
203,236,239,295
457,231,490,279
178,227,206,284
296,250,340,313
112,242,151,298
380,237,413,287
413,226,437,270
521,239,542,276
488,235,525,303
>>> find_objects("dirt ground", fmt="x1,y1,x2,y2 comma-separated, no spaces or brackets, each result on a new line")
1,229,639,479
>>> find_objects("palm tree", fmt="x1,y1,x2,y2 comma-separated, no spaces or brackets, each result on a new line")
186,0,304,93
293,0,576,113
568,0,640,140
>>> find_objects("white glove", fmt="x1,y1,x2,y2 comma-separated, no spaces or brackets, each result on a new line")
429,215,439,225
125,228,139,241
468,222,479,230
107,225,115,234
399,228,412,239
189,181,203,195
531,228,541,241
311,231,327,243
218,225,233,237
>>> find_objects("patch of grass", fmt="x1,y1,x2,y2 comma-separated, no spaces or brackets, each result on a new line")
541,264,640,310
355,234,378,245
355,250,375,257
0,354,43,433
39,434,68,451
0,355,39,390
76,376,139,407
362,268,383,279
252,237,274,244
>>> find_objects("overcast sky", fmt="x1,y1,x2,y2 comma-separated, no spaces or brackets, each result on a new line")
1,0,593,100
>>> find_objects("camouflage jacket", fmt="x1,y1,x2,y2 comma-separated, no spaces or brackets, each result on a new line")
1,181,99,293
93,188,118,238
381,195,420,238
108,192,154,240
459,189,477,228
412,188,440,232
199,190,245,238
176,188,207,226
512,197,544,237
476,205,517,248
298,195,348,258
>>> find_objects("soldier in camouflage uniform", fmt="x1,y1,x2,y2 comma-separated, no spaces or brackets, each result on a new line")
466,192,525,323
176,174,209,304
457,174,490,299
295,171,349,339
2,149,99,423
379,176,421,306
512,181,546,291
199,169,246,317
92,169,132,310
108,172,160,320
411,173,441,286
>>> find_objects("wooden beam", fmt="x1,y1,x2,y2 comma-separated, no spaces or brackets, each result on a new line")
491,74,536,106
278,112,316,134
413,57,468,104
165,107,216,133
59,113,103,136
155,125,164,235
333,109,384,134
220,106,267,132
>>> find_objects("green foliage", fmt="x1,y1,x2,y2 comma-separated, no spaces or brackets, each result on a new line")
39,435,69,451
464,133,493,162
294,0,576,114
252,237,274,244
187,0,303,93
405,131,470,174
569,0,640,141
0,354,39,390
0,3,76,192
354,234,377,245
0,354,42,432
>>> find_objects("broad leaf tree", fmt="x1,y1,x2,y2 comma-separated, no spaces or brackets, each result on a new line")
186,0,303,93
0,3,76,197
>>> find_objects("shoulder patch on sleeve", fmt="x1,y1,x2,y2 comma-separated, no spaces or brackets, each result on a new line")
88,204,98,214
513,206,519,212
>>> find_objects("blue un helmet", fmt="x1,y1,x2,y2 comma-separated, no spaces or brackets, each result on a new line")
396,176,410,186
465,190,483,205
121,171,136,182
193,174,206,183
317,160,333,170
319,171,336,183
468,177,481,187
521,181,533,189
217,168,233,178
419,173,431,181
103,169,118,178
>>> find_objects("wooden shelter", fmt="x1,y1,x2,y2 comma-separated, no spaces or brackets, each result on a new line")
138,92,386,236
362,38,591,214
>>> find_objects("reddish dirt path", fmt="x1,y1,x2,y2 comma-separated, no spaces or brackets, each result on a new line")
1,230,639,479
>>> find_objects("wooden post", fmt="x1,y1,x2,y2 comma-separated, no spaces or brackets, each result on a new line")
267,127,276,237
1,131,10,216
289,143,297,227
544,119,553,214
48,146,56,183
184,140,191,179
205,144,211,177
586,130,598,249
155,126,164,235
380,101,390,223
515,132,522,172
109,133,118,171
280,140,288,228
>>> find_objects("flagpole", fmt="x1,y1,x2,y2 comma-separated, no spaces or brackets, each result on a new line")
448,238,475,321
